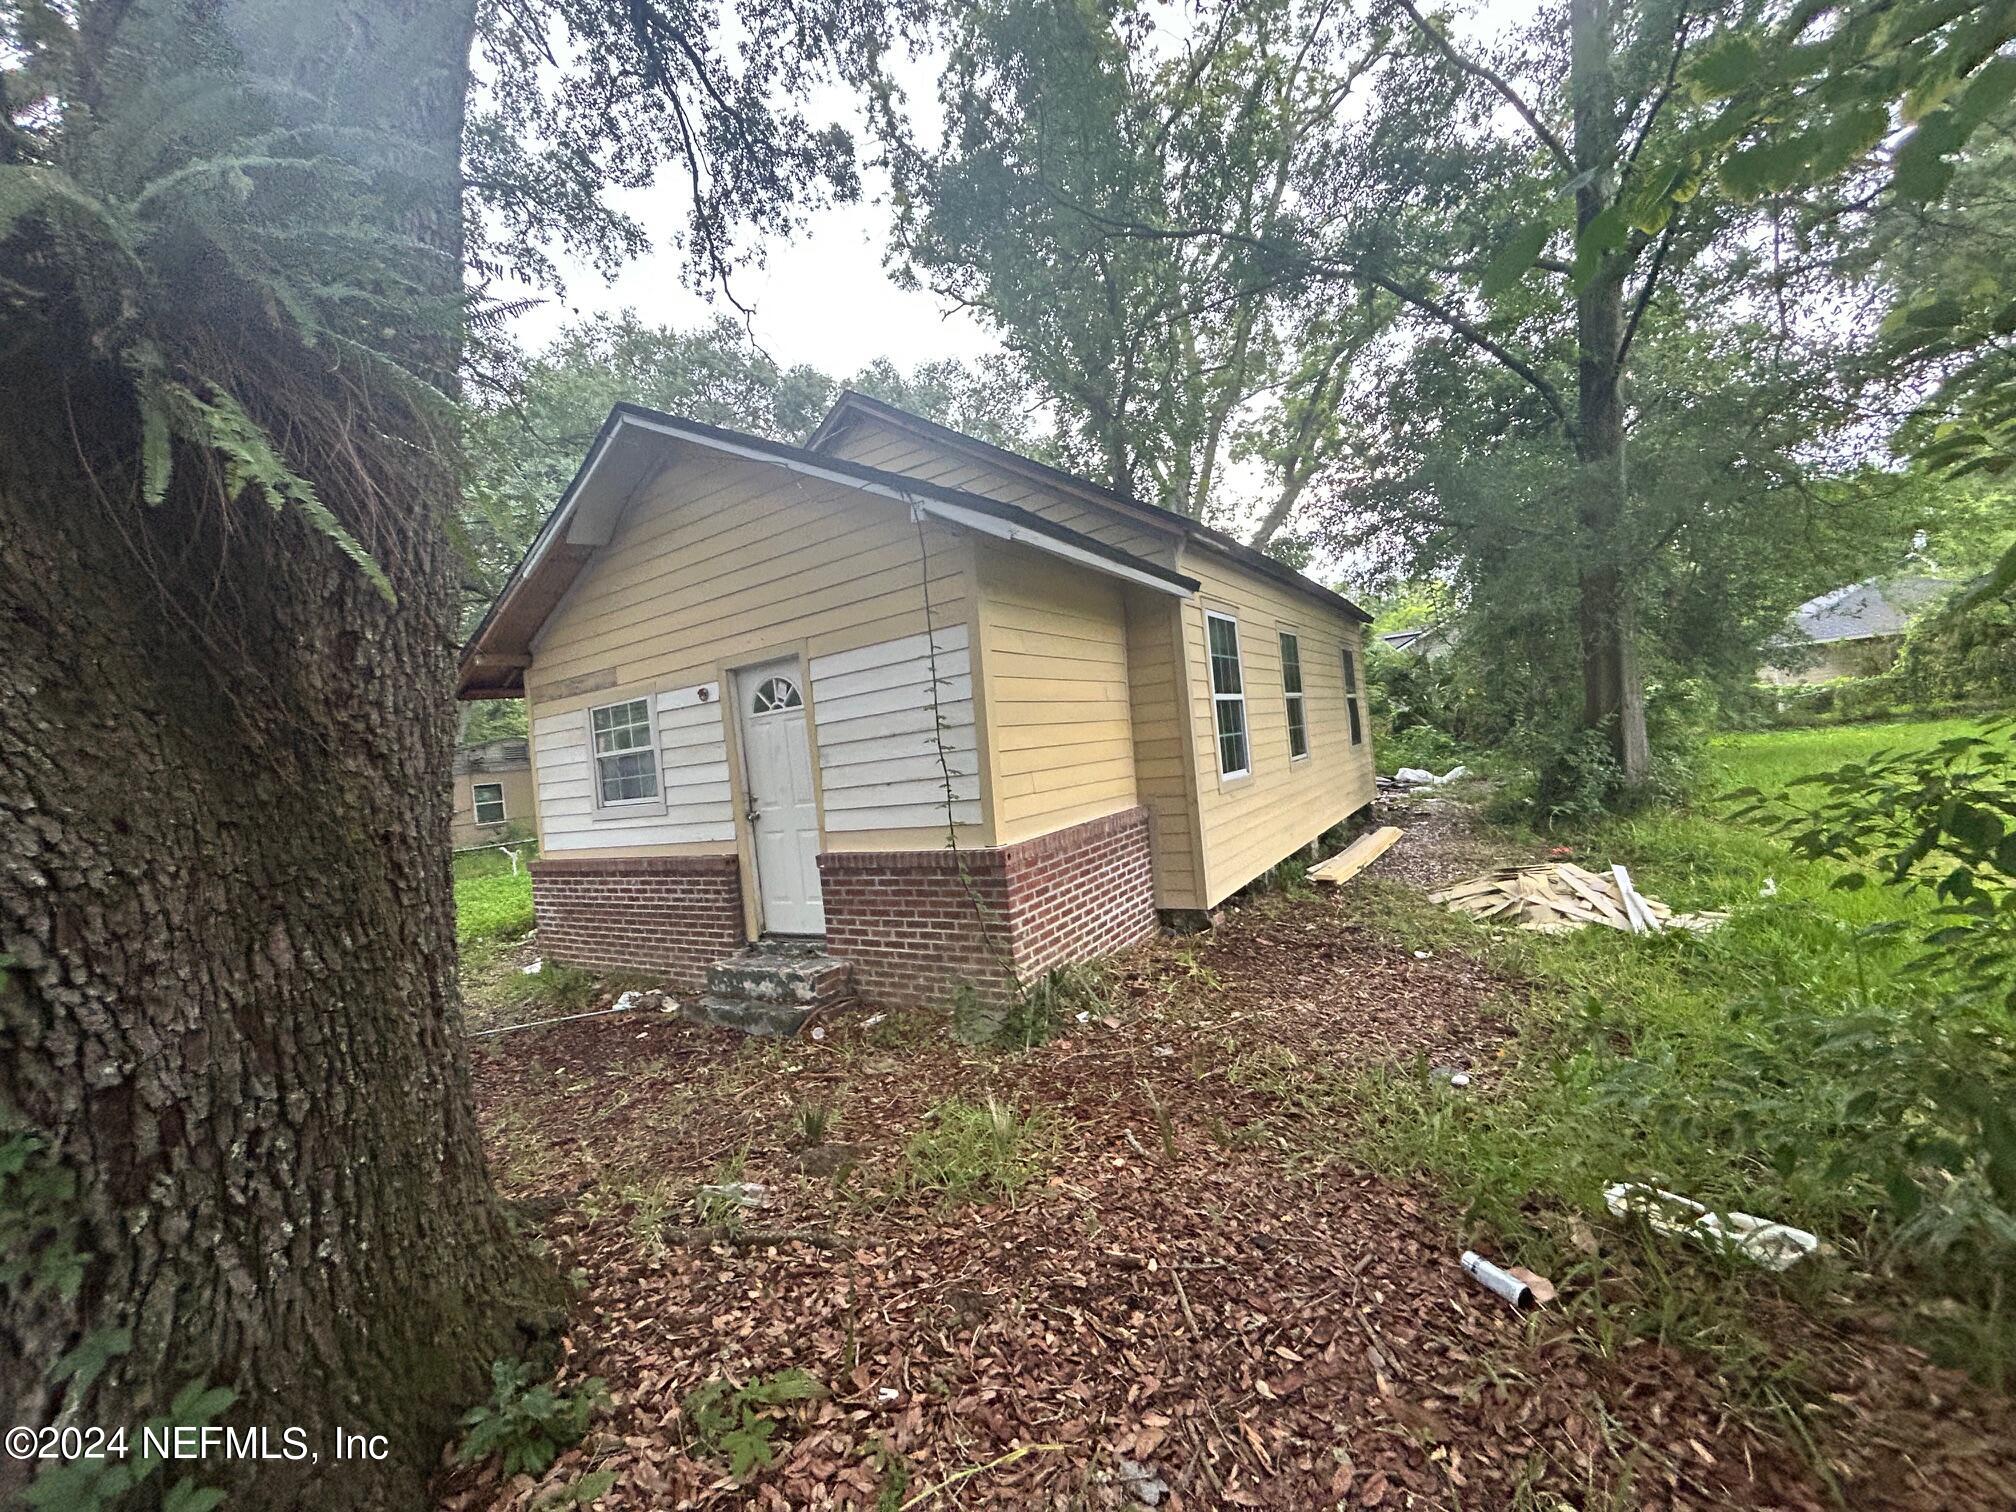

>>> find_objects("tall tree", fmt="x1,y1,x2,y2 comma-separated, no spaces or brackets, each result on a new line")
887,0,1391,543
0,0,894,1504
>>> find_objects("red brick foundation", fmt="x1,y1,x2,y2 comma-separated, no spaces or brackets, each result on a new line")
818,806,1157,1008
529,854,743,989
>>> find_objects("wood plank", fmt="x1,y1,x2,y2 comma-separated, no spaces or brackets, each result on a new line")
1310,825,1403,884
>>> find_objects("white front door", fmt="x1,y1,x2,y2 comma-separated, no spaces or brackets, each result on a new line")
735,659,825,935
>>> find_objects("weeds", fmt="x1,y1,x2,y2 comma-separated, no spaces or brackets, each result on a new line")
458,1360,608,1478
898,1097,1058,1205
1326,717,2016,1386
951,962,1111,1051
680,1369,824,1479
790,1101,836,1146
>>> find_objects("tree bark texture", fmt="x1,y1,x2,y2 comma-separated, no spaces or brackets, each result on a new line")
1569,0,1652,787
0,4,562,1508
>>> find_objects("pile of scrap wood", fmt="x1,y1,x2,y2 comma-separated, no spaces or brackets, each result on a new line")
1429,863,1727,935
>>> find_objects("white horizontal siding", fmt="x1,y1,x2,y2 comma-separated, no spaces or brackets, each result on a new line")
811,626,980,831
531,683,736,850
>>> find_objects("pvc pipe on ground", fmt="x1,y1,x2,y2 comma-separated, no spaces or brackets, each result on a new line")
1461,1250,1534,1307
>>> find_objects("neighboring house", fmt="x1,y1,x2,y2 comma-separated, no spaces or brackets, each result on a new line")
1377,624,1456,660
1759,576,1954,685
451,738,533,848
457,391,1376,1011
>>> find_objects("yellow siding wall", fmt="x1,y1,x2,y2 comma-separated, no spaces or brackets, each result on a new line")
1123,589,1204,908
1180,556,1375,906
977,542,1139,844
826,417,1182,568
523,448,975,857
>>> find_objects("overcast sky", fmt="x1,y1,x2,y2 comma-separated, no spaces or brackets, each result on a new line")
504,1,1532,381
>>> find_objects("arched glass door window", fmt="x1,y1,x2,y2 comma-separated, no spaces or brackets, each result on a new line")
751,676,803,714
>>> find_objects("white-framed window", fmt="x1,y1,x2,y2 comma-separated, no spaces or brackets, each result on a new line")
1206,611,1250,778
1279,632,1308,759
1342,647,1365,746
589,696,661,808
472,781,506,825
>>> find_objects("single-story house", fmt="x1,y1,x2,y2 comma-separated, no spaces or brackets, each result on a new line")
451,738,534,848
457,391,1375,1010
1758,576,1953,685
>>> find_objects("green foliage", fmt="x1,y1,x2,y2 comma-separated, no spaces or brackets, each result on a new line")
898,1097,1057,1205
1,0,467,603
679,1369,824,1480
0,1127,87,1303
1743,725,2016,1014
1896,593,2016,708
23,1380,234,1512
1343,719,2016,1385
789,1102,836,1146
889,0,1389,532
457,871,536,946
458,1360,608,1479
951,963,1109,1051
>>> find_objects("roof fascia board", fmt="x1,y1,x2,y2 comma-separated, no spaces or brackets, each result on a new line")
906,497,1193,598
809,391,1372,625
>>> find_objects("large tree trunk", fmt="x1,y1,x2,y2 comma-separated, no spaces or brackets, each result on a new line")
0,4,562,1508
1569,0,1652,789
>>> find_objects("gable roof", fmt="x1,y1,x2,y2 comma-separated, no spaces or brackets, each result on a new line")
809,391,1373,626
1788,576,1954,645
457,403,1200,698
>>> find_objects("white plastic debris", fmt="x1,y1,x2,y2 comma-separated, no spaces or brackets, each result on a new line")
520,958,544,975
1076,1010,1091,1023
1413,949,1432,959
809,1025,826,1041
1394,766,1438,785
1116,1457,1170,1507
698,1181,771,1210
862,1012,886,1028
1461,1250,1533,1307
877,1387,900,1404
1603,1182,1819,1270
612,990,642,1012
1437,764,1470,784
1759,877,1779,897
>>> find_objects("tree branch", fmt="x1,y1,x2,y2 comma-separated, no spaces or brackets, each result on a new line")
1390,0,1574,174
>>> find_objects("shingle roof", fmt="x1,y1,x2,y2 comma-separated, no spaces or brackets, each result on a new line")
1788,576,1954,644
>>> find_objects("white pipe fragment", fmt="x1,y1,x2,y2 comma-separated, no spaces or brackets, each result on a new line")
1461,1250,1533,1307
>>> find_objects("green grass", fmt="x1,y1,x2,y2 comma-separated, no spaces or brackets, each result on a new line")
1338,715,2015,1390
456,871,535,945
1705,715,1995,795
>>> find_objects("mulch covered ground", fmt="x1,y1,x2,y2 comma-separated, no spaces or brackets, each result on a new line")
449,875,2016,1510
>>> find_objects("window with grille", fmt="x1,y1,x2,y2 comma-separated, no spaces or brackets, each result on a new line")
1342,648,1364,746
590,697,659,805
751,676,802,713
1279,632,1308,759
472,782,505,825
1206,612,1250,778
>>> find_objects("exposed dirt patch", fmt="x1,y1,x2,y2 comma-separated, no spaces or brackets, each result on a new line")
452,886,2016,1510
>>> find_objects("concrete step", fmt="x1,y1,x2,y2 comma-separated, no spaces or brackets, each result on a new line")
684,994,819,1038
689,942,856,1037
704,946,855,1008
